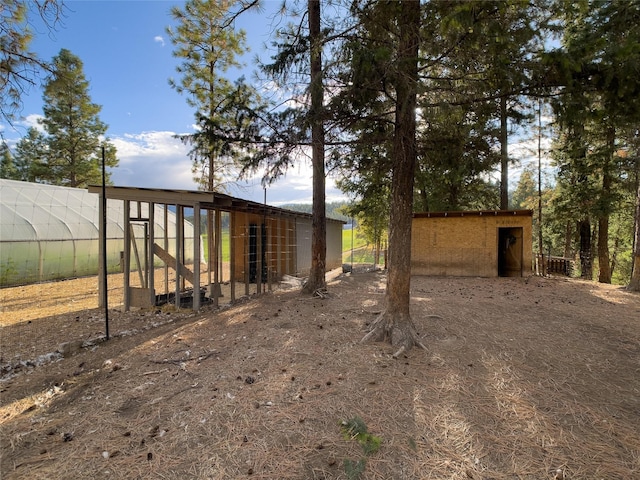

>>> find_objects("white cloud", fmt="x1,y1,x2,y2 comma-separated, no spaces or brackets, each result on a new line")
227,158,347,206
109,130,347,206
110,131,195,190
507,134,556,187
154,35,165,47
7,114,45,133
0,114,45,148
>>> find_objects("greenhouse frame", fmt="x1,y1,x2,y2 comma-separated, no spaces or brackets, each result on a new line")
0,179,196,287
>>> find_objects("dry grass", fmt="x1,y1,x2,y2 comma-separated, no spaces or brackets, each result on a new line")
1,271,639,479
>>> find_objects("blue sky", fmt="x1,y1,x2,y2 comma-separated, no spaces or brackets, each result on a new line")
2,0,345,205
2,1,551,205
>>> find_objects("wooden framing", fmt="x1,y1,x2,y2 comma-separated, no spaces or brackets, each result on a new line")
90,185,344,311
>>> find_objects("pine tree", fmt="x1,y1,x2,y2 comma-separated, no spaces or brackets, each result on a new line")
167,0,259,192
301,0,327,294
234,0,337,294
0,140,18,179
424,0,550,210
358,0,425,357
12,127,46,182
39,48,117,187
553,0,640,283
0,0,65,122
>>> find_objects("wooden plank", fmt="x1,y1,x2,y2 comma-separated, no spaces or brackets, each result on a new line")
153,243,194,285
129,287,154,308
129,224,145,288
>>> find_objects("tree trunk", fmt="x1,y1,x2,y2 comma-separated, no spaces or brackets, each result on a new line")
563,220,573,258
610,236,619,280
302,0,327,294
500,95,509,210
579,219,592,279
597,130,614,284
597,214,611,283
361,0,424,357
628,174,640,291
537,101,544,275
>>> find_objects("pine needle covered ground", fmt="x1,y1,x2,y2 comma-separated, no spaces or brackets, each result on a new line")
1,271,639,479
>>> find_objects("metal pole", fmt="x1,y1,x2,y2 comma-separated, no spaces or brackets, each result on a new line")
101,146,109,340
538,99,545,277
263,187,267,292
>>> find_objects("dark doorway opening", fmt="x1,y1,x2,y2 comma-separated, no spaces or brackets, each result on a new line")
249,223,267,283
498,227,523,277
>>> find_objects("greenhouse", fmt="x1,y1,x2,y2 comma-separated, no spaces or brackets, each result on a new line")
0,179,196,287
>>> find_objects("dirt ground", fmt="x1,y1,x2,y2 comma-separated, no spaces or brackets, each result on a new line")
1,271,639,479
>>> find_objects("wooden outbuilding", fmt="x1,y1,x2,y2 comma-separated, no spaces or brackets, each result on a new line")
88,185,344,311
411,210,533,277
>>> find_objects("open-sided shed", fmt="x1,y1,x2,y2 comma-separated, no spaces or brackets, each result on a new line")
88,185,344,311
411,210,533,277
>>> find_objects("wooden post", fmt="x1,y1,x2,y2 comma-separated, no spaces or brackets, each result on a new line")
123,199,131,311
267,218,272,292
193,203,201,310
256,220,262,294
175,206,183,309
214,209,221,307
244,211,250,296
207,209,214,289
276,216,282,281
148,202,155,307
164,204,169,297
285,218,291,275
230,211,236,302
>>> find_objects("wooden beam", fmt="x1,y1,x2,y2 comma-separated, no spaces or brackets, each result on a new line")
153,243,195,286
123,200,131,311
193,204,201,310
148,203,155,307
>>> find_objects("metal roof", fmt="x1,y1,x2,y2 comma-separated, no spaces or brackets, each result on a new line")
414,209,533,219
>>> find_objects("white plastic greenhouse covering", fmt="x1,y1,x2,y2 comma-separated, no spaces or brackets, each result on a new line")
0,179,197,287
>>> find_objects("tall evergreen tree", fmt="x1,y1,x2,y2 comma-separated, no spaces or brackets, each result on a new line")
12,126,46,182
357,0,425,356
39,48,117,187
0,140,18,179
425,0,550,210
553,0,640,283
631,175,640,290
235,1,352,295
301,0,328,294
337,141,391,264
623,127,640,290
416,102,500,211
167,0,259,191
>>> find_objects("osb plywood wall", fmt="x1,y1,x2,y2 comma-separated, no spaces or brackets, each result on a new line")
411,211,533,277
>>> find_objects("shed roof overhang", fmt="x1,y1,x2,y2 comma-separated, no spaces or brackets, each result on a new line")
87,185,339,221
414,209,533,219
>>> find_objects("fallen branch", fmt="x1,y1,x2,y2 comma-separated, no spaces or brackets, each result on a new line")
151,351,217,366
141,368,170,376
